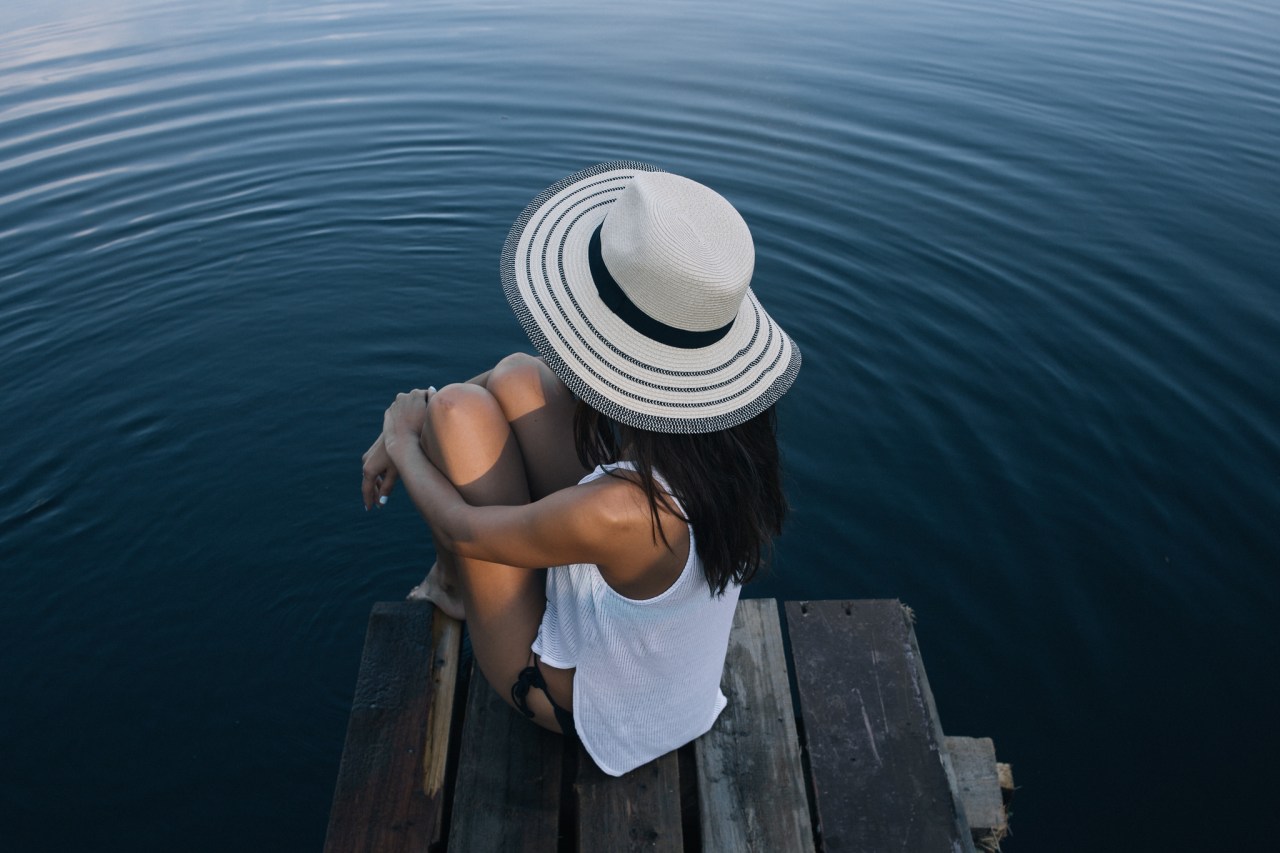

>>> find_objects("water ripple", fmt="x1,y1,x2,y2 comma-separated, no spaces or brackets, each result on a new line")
3,1,1280,850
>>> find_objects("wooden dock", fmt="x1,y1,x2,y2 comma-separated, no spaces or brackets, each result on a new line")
325,599,1012,852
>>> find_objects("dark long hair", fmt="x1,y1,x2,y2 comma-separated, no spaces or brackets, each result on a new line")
573,402,788,596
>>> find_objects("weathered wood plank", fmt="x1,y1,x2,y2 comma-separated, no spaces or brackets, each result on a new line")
448,662,564,851
696,598,814,852
324,600,442,853
786,600,974,853
944,736,1006,837
423,613,462,806
576,745,682,852
997,762,1014,796
903,609,971,838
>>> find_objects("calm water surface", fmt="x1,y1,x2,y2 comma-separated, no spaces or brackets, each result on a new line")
2,0,1278,849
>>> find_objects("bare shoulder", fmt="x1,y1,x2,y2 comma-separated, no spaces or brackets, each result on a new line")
570,470,687,544
567,469,690,596
567,472,655,531
553,470,681,544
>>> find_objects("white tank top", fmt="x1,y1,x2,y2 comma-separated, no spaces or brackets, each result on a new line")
531,462,742,777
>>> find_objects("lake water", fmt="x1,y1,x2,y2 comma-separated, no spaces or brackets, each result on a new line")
2,0,1277,849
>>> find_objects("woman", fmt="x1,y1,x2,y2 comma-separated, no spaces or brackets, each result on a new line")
360,163,801,776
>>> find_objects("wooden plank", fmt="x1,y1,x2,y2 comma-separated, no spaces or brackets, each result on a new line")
324,601,442,853
902,610,971,836
997,762,1015,795
448,662,564,851
423,613,462,804
696,598,814,852
785,600,974,853
576,745,683,852
944,736,1006,835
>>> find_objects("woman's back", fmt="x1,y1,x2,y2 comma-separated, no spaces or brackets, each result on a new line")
534,463,742,777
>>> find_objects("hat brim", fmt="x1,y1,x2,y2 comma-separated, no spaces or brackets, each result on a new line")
501,161,801,434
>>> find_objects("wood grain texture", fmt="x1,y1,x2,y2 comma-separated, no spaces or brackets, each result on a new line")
997,762,1015,795
424,613,461,801
944,736,1006,835
448,662,564,851
576,744,683,852
324,600,442,853
785,600,974,853
696,598,814,852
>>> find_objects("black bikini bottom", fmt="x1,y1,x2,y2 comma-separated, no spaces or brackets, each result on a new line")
511,658,577,741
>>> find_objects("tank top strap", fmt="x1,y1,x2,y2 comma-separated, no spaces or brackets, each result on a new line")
579,461,685,516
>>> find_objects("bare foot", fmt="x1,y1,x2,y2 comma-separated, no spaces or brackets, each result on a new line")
407,562,465,621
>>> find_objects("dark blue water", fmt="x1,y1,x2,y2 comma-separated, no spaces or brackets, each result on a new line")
2,0,1277,848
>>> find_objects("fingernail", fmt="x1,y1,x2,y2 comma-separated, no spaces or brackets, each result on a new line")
427,385,437,393
379,495,388,505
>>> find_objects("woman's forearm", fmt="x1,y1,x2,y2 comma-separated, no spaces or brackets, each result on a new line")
386,436,468,551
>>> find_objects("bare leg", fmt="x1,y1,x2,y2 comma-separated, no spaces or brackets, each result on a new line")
486,352,589,499
417,381,568,731
409,353,585,619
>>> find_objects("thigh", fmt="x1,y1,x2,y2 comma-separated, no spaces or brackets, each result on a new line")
486,353,590,499
420,382,569,733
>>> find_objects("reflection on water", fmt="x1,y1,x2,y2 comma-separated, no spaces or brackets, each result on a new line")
2,0,1278,849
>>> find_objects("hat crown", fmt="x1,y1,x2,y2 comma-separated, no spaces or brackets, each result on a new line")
503,162,800,433
600,173,755,334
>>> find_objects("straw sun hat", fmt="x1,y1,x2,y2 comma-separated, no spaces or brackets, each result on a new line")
502,161,801,434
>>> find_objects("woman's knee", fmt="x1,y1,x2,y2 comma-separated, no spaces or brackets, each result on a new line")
427,381,497,417
488,353,568,420
420,383,530,499
493,351,543,372
421,383,505,448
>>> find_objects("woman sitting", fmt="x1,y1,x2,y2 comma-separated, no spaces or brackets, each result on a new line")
360,163,801,776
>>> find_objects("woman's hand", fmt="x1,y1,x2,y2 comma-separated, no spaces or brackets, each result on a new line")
361,432,398,511
382,386,436,461
362,386,435,510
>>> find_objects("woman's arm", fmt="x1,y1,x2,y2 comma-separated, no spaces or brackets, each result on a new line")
360,368,495,510
382,390,638,570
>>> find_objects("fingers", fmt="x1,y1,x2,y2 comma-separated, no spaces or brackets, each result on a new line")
362,433,384,464
394,387,437,408
364,386,435,510
393,387,435,411
363,474,394,509
362,453,393,510
362,435,383,509
361,467,378,511
378,469,398,501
